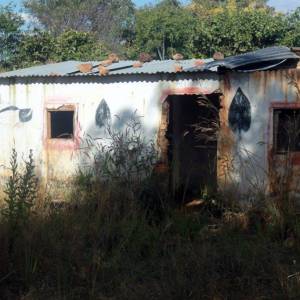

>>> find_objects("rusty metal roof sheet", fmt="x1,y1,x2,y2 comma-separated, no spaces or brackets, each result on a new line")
0,59,214,78
200,46,300,72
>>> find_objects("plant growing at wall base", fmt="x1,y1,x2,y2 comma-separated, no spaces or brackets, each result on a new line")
82,112,158,187
1,149,38,227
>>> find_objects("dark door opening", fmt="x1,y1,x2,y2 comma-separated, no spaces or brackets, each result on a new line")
166,93,220,200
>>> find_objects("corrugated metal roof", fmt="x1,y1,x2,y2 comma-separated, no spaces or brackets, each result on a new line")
200,46,300,72
1,47,298,78
0,58,214,78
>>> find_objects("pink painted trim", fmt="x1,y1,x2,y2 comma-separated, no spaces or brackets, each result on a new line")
160,86,215,102
270,102,300,109
269,101,300,166
43,103,81,151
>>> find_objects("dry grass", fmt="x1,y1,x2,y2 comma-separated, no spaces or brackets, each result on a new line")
1,175,300,300
1,115,300,299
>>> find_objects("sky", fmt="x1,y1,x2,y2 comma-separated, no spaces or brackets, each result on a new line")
0,0,299,12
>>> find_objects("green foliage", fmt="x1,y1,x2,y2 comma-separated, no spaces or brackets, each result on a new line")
1,149,38,227
0,4,24,70
133,1,197,59
14,30,109,68
14,30,55,67
54,30,108,61
195,8,287,57
24,0,135,48
191,0,269,10
82,113,158,186
282,8,300,47
0,0,299,69
130,0,291,60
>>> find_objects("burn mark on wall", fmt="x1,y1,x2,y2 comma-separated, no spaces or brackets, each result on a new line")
0,106,32,122
95,99,111,128
228,88,251,134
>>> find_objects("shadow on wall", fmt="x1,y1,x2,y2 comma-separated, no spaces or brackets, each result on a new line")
78,98,154,175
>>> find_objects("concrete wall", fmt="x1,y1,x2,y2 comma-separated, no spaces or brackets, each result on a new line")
3,69,298,197
0,73,219,192
219,69,300,196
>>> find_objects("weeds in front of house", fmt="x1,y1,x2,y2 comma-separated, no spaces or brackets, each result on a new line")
1,119,300,299
1,148,38,227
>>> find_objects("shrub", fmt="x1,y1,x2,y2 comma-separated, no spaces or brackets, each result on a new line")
1,148,38,227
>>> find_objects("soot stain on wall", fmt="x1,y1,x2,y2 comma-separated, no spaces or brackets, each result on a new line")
0,106,33,123
95,99,111,128
228,88,251,134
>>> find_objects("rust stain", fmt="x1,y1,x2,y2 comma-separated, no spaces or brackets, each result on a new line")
267,84,300,194
194,60,205,67
156,99,170,168
99,66,109,76
132,61,143,68
42,103,81,183
160,87,213,103
174,64,183,73
100,59,113,67
108,53,119,63
157,86,218,167
217,74,236,187
46,96,73,103
270,102,300,109
78,63,93,73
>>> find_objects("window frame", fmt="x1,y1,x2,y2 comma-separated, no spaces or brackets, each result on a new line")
271,102,300,155
47,107,75,140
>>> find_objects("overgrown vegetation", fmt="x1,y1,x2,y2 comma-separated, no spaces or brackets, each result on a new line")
1,121,300,299
1,148,37,228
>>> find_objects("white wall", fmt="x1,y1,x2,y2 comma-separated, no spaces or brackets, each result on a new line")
0,74,219,190
222,69,300,195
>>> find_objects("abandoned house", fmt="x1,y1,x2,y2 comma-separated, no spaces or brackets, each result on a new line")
0,46,300,197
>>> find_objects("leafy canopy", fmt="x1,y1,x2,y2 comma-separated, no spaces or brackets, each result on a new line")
133,0,197,59
0,0,300,70
14,30,108,68
24,0,135,49
194,7,287,57
0,5,24,69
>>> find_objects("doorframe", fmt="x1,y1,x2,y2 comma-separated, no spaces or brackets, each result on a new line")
158,87,220,168
157,87,222,200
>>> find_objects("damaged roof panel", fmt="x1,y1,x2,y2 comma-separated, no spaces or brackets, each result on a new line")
201,46,300,72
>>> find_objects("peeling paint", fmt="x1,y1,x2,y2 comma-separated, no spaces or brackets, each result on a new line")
1,68,300,197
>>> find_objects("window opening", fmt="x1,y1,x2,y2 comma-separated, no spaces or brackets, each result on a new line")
48,110,74,139
274,108,300,153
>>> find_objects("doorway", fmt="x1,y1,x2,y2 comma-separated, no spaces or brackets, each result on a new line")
166,93,220,200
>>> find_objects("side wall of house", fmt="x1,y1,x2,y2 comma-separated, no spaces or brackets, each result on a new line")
0,74,219,195
219,69,300,197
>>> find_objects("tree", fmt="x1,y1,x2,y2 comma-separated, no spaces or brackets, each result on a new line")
14,30,109,68
23,0,135,50
191,0,269,10
0,5,24,70
281,8,300,47
14,30,55,68
54,30,108,61
194,7,287,57
133,1,197,60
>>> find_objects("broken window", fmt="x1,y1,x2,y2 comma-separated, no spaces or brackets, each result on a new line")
274,109,300,153
48,110,74,139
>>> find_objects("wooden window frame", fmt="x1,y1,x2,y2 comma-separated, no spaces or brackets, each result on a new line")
47,106,75,140
270,102,300,159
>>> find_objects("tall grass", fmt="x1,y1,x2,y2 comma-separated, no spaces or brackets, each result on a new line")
1,119,300,299
1,179,300,299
